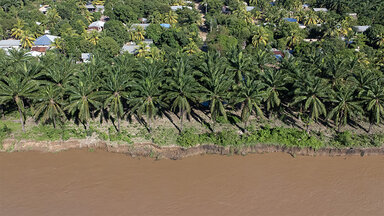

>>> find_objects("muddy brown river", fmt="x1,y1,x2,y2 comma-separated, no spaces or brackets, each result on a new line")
0,150,383,216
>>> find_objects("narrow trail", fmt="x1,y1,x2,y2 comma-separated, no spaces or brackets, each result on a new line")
194,2,207,41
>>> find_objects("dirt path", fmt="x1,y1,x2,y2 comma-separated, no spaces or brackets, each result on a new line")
194,2,207,41
1,150,383,216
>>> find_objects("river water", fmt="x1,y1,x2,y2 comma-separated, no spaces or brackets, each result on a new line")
0,150,383,216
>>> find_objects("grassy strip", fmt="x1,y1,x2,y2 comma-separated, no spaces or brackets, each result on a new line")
0,122,383,149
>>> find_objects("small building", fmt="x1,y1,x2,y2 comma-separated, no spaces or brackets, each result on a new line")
85,4,96,12
170,6,192,11
347,13,357,19
246,6,255,12
34,35,59,46
353,26,370,33
160,23,171,28
96,5,105,14
28,51,44,57
299,24,306,29
283,18,298,23
0,40,21,51
130,24,150,30
88,21,105,31
222,6,231,14
302,4,310,9
32,35,59,53
313,8,328,12
81,53,91,63
121,40,153,55
39,5,50,14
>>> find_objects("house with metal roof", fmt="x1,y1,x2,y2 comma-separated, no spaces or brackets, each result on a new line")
88,21,105,31
353,26,370,33
81,53,92,63
34,35,59,46
170,6,192,11
130,24,150,30
0,40,21,49
85,4,96,12
283,18,298,23
121,40,153,54
313,8,328,12
246,6,255,12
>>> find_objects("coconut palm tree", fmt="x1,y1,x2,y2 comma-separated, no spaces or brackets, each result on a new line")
11,19,25,39
0,73,38,132
97,67,130,132
359,81,384,133
129,60,165,133
86,30,100,45
291,76,331,132
33,85,66,128
65,74,101,132
328,87,363,131
199,52,233,128
164,10,178,25
20,31,36,48
252,27,270,47
228,49,251,84
131,26,145,41
235,76,265,129
164,55,201,132
260,69,288,116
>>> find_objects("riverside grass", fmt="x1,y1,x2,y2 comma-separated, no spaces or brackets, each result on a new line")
1,121,382,150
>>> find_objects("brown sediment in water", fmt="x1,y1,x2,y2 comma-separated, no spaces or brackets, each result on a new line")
1,139,384,159
0,150,383,216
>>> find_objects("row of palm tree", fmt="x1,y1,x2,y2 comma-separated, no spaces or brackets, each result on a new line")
0,49,383,135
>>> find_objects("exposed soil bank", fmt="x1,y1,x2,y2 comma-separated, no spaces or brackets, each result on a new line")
1,138,384,159
1,150,383,216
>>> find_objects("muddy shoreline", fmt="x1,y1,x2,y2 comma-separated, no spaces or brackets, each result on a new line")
1,139,383,159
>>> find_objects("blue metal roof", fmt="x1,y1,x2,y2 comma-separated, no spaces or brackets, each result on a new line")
34,35,57,46
283,18,298,23
160,23,171,28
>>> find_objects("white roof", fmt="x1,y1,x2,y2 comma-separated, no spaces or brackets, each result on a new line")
130,24,150,30
88,21,105,28
0,40,21,47
313,8,328,12
246,6,255,11
170,6,192,11
353,26,370,33
28,51,44,57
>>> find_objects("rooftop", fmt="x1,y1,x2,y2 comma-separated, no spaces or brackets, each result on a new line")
0,40,21,47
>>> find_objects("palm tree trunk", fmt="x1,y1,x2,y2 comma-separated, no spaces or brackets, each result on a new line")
148,117,152,134
86,121,90,132
117,116,121,133
368,122,373,134
53,117,56,129
18,107,25,133
1,105,5,120
180,108,184,133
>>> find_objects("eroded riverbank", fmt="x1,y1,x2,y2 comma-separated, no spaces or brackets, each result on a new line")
1,139,384,159
0,150,383,216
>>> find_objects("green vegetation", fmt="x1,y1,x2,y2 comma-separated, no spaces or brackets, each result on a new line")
0,1,383,150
